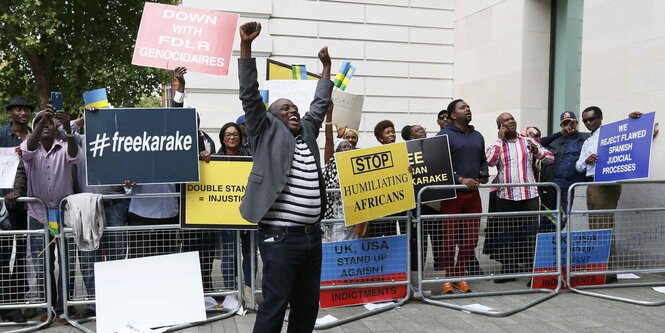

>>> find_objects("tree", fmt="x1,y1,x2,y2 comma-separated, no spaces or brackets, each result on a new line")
0,0,177,113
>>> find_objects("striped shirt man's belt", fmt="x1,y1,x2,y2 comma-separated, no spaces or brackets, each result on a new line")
259,222,321,234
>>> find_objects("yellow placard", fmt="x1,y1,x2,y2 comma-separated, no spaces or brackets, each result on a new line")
335,143,415,226
181,157,255,229
267,59,321,80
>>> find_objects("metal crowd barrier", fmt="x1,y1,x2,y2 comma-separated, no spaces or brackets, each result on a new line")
57,193,242,333
0,197,53,333
567,180,665,305
413,183,562,317
315,210,412,329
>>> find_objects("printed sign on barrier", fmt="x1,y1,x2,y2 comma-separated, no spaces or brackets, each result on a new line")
595,112,655,181
181,156,255,229
320,235,408,308
85,108,199,186
132,3,239,76
405,135,456,203
336,143,415,226
0,147,20,189
532,229,612,289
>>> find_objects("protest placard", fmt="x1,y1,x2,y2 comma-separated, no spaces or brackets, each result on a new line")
266,59,320,80
0,147,19,189
95,252,206,333
406,135,456,203
84,108,199,186
336,143,415,226
595,112,655,181
320,235,408,308
132,3,238,76
532,229,612,289
181,156,255,229
331,90,363,131
264,80,318,114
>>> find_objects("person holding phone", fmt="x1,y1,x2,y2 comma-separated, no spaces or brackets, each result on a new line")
21,105,82,318
486,112,553,283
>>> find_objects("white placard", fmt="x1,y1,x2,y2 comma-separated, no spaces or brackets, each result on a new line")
94,252,206,333
331,89,363,131
0,147,20,189
265,80,318,114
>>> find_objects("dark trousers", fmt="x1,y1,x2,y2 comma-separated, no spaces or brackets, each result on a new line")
587,184,622,269
494,197,540,271
438,191,482,276
253,227,322,333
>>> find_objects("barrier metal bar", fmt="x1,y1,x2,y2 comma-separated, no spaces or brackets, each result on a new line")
57,193,241,333
0,197,53,332
314,213,412,330
413,183,562,317
567,181,665,305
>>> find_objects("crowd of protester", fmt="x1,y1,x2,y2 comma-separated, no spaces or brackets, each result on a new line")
0,26,657,330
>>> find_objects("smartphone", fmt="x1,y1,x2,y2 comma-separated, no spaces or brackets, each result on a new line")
50,91,63,111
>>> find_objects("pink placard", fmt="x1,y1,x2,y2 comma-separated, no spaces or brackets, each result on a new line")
132,3,238,76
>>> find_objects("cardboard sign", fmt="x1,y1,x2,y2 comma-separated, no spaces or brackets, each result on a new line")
0,147,20,189
264,80,318,114
406,135,456,203
132,3,238,76
320,235,408,308
84,108,199,186
532,229,612,289
181,157,255,229
94,252,206,333
336,143,415,226
331,90,363,131
595,112,655,181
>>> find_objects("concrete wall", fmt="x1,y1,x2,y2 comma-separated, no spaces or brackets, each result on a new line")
453,0,552,144
580,0,665,188
181,0,455,151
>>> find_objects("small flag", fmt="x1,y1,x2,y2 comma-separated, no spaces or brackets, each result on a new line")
48,209,59,236
291,65,308,80
334,61,356,91
83,88,109,109
259,90,269,109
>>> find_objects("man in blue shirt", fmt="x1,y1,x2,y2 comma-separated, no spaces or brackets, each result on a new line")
436,99,488,293
539,111,588,228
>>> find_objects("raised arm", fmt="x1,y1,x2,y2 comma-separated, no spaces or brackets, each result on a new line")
324,101,335,162
238,22,269,137
303,47,334,133
172,66,187,108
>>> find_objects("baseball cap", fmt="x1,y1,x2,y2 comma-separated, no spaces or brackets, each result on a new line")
560,111,577,124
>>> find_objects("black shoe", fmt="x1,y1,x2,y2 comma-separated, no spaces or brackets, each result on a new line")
493,277,516,284
526,280,532,288
0,310,25,323
605,275,618,284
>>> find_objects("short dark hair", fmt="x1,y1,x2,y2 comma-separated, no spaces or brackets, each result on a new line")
582,106,603,118
219,122,243,145
400,125,412,141
446,99,463,117
373,120,395,141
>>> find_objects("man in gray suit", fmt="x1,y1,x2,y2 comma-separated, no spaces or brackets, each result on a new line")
237,22,333,333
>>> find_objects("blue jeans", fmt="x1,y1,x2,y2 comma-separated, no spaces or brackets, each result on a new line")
79,200,128,306
27,217,64,313
253,227,322,333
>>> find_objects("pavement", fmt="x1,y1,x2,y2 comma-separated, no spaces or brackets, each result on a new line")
4,277,665,333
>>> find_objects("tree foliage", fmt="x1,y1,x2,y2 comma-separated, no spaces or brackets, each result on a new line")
0,0,177,113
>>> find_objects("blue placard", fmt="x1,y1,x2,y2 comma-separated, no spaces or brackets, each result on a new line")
84,108,199,186
533,229,612,269
321,235,407,282
595,112,655,181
